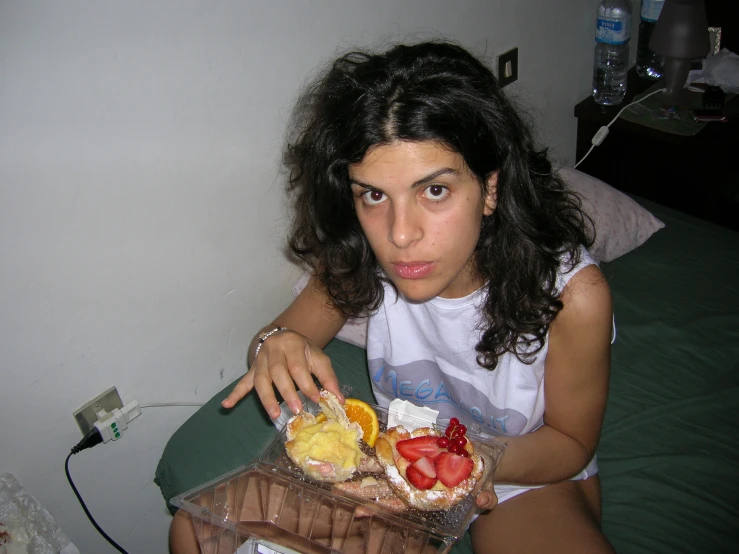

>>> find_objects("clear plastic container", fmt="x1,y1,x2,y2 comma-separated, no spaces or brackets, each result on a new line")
171,405,506,554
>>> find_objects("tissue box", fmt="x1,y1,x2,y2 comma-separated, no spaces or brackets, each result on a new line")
171,405,506,554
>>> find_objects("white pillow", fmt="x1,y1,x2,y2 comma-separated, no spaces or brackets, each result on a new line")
292,168,665,347
558,167,665,262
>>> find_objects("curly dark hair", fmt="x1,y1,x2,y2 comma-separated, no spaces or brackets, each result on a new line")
284,40,594,369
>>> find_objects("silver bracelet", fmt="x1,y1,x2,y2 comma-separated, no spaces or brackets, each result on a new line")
252,326,288,365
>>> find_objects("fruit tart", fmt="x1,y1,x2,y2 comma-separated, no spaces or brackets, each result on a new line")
374,418,484,511
284,389,380,482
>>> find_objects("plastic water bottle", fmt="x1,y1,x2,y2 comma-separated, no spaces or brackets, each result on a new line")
636,0,665,79
592,0,633,106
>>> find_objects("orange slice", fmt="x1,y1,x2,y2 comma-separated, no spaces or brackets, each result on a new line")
344,398,380,447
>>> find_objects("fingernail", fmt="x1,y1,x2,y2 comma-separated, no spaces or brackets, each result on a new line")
289,401,302,415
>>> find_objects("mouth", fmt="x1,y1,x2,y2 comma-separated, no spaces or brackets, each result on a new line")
390,261,435,280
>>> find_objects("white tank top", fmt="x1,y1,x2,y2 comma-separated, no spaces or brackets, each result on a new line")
366,246,600,502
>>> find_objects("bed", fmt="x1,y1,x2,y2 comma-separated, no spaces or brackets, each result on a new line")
155,180,739,553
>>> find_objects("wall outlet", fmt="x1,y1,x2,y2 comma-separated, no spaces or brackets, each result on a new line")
73,386,123,435
497,47,519,87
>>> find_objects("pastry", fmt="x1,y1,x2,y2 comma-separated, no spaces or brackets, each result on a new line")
374,422,484,511
284,389,365,482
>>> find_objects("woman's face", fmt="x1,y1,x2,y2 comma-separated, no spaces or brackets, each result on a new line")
349,140,497,302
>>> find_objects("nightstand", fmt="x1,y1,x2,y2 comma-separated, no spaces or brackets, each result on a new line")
574,69,737,232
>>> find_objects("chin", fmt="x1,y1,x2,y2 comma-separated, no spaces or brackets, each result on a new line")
391,280,441,304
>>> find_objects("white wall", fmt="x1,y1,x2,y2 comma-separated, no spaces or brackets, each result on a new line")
0,1,601,552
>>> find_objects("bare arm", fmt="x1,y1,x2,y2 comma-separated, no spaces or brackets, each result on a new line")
245,276,348,364
493,264,612,485
222,275,348,418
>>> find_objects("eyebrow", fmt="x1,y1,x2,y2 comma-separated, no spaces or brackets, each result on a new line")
350,167,461,190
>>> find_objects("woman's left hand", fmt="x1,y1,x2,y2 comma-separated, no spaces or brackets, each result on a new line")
475,482,498,510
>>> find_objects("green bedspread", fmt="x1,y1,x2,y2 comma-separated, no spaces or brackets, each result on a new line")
155,201,739,553
597,203,739,552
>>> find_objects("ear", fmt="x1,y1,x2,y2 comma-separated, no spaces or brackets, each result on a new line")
483,171,498,216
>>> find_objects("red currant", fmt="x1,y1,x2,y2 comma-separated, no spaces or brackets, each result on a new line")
449,417,460,428
437,436,451,448
456,424,467,437
448,444,462,455
454,436,467,448
459,449,470,457
445,427,453,438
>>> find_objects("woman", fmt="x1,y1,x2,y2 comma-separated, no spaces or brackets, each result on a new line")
172,41,615,554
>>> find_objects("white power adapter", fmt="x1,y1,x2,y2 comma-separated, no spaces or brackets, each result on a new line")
93,400,142,442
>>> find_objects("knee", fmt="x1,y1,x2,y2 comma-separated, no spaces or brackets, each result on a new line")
170,510,200,554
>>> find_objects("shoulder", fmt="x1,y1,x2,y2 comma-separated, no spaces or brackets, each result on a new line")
552,264,612,340
555,246,598,294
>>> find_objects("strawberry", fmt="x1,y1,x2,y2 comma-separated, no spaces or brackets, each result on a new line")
413,456,437,479
396,436,443,462
434,452,474,487
406,464,437,490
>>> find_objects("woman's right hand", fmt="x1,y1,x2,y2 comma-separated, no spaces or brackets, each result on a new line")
221,329,343,419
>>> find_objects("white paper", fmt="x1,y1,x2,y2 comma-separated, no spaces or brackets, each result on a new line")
387,399,439,431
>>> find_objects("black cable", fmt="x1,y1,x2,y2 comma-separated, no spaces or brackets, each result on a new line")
65,428,129,554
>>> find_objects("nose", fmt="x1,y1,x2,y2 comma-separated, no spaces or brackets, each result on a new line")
388,201,423,248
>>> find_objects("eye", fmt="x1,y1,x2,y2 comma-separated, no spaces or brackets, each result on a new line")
361,189,387,206
422,184,450,202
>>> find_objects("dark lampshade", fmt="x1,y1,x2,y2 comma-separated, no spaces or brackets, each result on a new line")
649,0,710,59
649,0,710,105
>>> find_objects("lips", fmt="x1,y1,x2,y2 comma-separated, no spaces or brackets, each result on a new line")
391,262,435,280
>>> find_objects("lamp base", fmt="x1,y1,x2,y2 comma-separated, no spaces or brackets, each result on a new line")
655,87,696,110
659,57,693,107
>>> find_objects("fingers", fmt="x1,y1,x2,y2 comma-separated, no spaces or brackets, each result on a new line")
221,331,339,419
221,371,254,409
274,341,340,412
475,489,498,511
252,359,286,418
255,338,315,417
289,352,322,404
305,345,343,403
